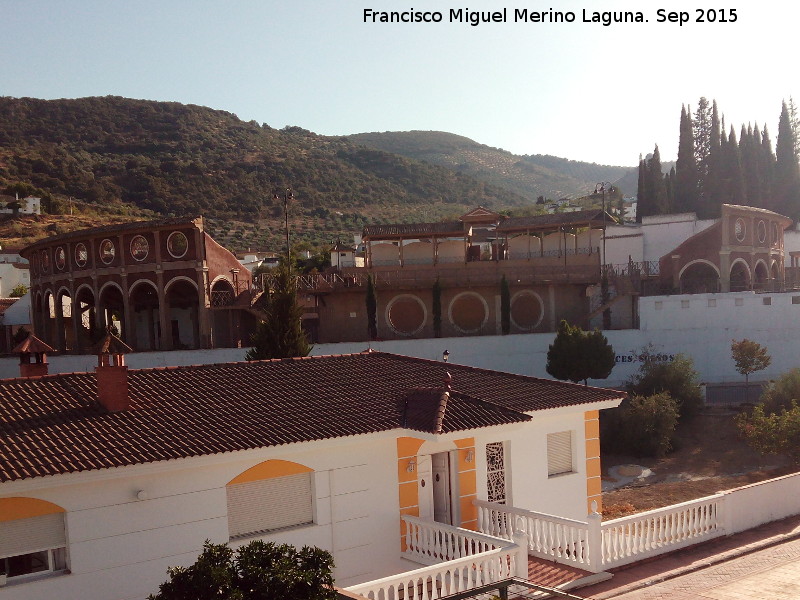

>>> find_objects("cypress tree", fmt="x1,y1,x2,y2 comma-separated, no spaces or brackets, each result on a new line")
720,127,746,206
636,154,647,223
701,101,723,218
760,125,777,210
647,145,669,216
675,105,699,213
775,101,800,219
246,264,311,360
366,274,378,340
694,97,712,204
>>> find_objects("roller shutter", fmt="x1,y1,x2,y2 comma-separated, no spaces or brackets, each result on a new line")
0,513,66,558
227,472,313,538
547,431,573,476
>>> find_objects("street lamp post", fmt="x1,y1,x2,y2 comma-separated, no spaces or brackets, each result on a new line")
274,188,294,273
595,182,613,330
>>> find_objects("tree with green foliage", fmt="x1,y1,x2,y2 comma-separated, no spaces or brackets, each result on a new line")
603,392,679,458
500,275,510,335
148,540,336,600
366,274,378,340
738,402,800,464
758,368,800,415
432,277,442,338
731,339,771,390
675,105,698,214
546,320,615,386
246,264,311,360
626,349,703,418
775,101,800,219
9,283,29,297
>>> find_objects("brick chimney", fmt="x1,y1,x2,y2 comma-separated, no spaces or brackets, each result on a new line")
93,329,134,412
13,334,55,378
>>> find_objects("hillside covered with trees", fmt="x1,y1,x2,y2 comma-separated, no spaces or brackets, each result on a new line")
0,96,537,249
348,130,633,200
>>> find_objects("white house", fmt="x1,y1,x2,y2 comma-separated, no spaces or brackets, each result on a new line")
0,344,622,599
0,196,41,216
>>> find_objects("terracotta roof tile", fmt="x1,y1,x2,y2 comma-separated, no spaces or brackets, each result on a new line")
0,352,623,482
363,221,465,239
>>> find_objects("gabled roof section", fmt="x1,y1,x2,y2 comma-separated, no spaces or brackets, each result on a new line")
497,209,615,233
0,352,623,482
0,298,18,315
460,206,506,225
12,334,54,354
363,221,466,240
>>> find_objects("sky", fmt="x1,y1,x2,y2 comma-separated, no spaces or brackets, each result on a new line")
3,0,798,167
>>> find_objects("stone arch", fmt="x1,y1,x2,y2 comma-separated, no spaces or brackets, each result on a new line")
129,279,162,351
679,260,721,294
510,290,544,331
42,289,56,348
54,286,74,351
210,277,237,347
448,291,488,334
730,259,751,292
74,285,97,351
753,260,769,291
771,260,781,284
165,277,200,349
386,294,427,336
98,282,126,340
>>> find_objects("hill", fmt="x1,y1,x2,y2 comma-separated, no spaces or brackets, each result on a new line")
348,131,633,200
0,96,532,250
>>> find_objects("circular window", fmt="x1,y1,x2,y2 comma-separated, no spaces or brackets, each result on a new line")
386,294,426,336
99,239,116,265
510,291,544,331
130,235,149,261
757,220,767,245
167,231,189,258
40,250,50,273
734,218,746,243
75,243,88,268
773,222,780,246
448,292,488,334
55,246,66,271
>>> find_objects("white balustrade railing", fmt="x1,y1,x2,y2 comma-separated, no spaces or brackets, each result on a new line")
600,493,724,569
474,500,597,571
402,515,507,565
346,545,521,600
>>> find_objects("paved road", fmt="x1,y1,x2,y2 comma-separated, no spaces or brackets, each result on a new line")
590,537,800,600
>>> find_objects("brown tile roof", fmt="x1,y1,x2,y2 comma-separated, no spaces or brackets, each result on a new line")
0,352,623,482
363,221,465,240
497,209,615,232
12,334,54,354
0,298,18,315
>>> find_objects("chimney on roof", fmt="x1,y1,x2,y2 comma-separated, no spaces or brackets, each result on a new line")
93,328,134,412
13,334,55,378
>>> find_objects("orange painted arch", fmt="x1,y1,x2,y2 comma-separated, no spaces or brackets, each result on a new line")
0,497,66,522
227,459,313,486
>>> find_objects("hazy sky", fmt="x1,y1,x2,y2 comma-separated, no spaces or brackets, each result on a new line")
4,1,797,167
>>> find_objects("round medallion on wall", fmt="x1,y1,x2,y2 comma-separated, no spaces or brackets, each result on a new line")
55,246,66,271
448,291,489,334
75,243,88,268
167,231,189,258
510,291,544,331
40,250,50,273
734,218,746,242
99,239,116,265
757,220,767,245
772,222,780,246
130,235,149,261
386,294,426,336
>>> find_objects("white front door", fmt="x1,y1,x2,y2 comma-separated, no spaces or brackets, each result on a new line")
432,452,452,525
417,454,433,520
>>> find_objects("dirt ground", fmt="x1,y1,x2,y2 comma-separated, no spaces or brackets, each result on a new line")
601,407,795,519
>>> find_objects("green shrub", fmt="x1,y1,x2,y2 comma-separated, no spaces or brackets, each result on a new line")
760,368,800,415
626,351,703,418
738,401,800,464
602,392,679,458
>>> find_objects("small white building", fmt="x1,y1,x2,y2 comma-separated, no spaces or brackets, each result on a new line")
0,196,41,216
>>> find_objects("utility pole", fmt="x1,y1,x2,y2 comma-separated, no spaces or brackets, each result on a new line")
274,188,293,274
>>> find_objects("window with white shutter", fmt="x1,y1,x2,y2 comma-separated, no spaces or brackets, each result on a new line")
227,472,313,539
547,431,574,476
0,513,67,580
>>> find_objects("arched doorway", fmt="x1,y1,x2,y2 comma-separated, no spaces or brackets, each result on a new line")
166,279,200,350
74,286,97,351
99,284,126,341
680,262,720,294
130,281,161,351
210,278,236,348
55,289,73,351
730,261,751,292
753,261,769,291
